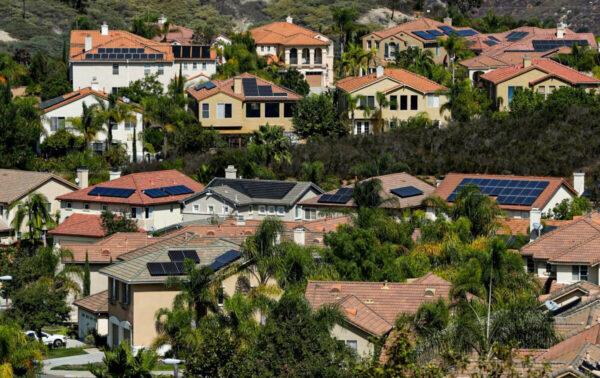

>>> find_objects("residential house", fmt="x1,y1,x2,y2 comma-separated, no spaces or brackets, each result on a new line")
69,22,215,93
361,17,478,66
39,87,144,161
336,67,449,134
521,214,600,286
56,169,203,232
479,57,600,110
305,273,452,357
250,17,334,89
432,172,581,223
50,213,107,245
300,172,435,216
181,165,323,223
186,74,302,144
0,169,78,244
73,290,109,340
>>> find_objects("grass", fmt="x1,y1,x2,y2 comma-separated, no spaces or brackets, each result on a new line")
52,362,177,372
42,325,69,335
45,347,88,359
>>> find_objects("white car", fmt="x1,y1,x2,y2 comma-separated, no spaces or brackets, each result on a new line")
25,330,67,348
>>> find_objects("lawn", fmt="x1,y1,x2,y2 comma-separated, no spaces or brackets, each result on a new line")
52,362,177,372
45,347,88,359
42,325,69,335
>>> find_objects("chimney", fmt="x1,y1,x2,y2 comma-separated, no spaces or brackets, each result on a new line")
101,22,109,36
76,167,89,189
233,77,243,94
523,55,532,68
556,21,566,39
286,16,293,24
443,17,453,26
573,172,585,196
84,35,92,52
225,165,237,179
158,15,167,27
109,169,121,181
376,65,384,78
529,208,542,239
293,227,306,245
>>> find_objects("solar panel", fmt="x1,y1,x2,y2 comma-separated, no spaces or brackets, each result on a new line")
426,29,444,37
201,46,210,59
455,29,478,37
532,39,589,51
147,262,165,276
40,95,66,109
168,250,199,263
109,54,116,59
484,39,499,46
318,187,353,204
273,92,288,97
106,48,114,53
98,48,106,53
439,25,455,35
88,186,135,198
182,46,191,58
144,188,169,198
147,262,187,276
391,186,423,198
447,178,549,206
209,249,241,272
137,48,144,53
488,36,500,42
162,185,194,196
242,78,259,96
506,31,528,41
212,179,295,199
205,81,216,90
257,85,273,96
413,31,437,40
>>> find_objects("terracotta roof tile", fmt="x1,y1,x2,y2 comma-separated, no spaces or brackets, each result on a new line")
0,169,78,205
56,170,203,206
73,290,108,314
336,68,447,94
536,323,600,364
498,218,576,235
480,58,600,85
152,23,195,45
62,232,158,263
250,21,329,46
70,30,173,61
49,213,105,238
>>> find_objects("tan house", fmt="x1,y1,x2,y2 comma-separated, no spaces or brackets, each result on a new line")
0,169,79,244
479,57,600,110
250,17,334,89
336,67,449,134
186,73,302,143
305,273,452,357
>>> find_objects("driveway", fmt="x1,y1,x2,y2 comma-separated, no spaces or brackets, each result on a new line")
42,348,103,377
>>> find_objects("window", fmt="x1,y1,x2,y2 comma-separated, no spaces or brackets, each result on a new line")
193,204,200,213
170,204,174,213
389,96,398,110
112,279,120,301
295,206,301,219
289,48,298,64
261,46,265,52
427,95,440,108
284,103,295,118
360,96,375,109
131,207,137,219
208,205,214,214
222,205,229,214
157,64,164,75
265,103,280,118
246,102,261,118
123,328,131,344
389,120,397,129
304,208,317,220
527,258,535,273
400,95,408,110
268,206,276,215
355,121,370,135
111,324,119,347
110,121,118,131
183,62,188,70
258,205,266,215
435,46,440,56
345,340,358,351
202,62,207,70
145,207,150,219
217,287,225,306
112,64,119,75
202,103,210,118
66,202,72,209
83,203,90,210
546,263,553,275
367,40,372,49
410,95,418,110
314,48,323,64
508,86,522,104
549,85,556,93
102,204,108,211
389,42,397,58
302,48,309,64
124,121,134,130
384,43,389,58
217,103,232,119
572,265,588,281
193,62,197,69
144,64,150,76
537,86,546,96
50,117,66,132
277,206,285,216
121,282,130,305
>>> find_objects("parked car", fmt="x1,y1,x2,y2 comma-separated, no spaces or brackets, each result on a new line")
25,330,67,347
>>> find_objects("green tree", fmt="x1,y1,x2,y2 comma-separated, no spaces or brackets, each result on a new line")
10,193,54,241
352,178,384,208
393,47,435,78
83,251,91,297
0,323,44,376
414,298,450,336
142,95,179,158
293,92,347,137
68,101,105,147
90,342,158,378
278,68,310,96
332,7,359,54
450,185,502,237
440,78,490,121
241,217,285,288
438,34,471,83
40,129,85,157
552,197,592,220
118,74,163,104
247,124,291,168
100,210,138,235
339,44,372,77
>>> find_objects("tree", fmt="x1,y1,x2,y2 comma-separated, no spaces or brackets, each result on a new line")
69,101,105,147
142,95,178,158
438,34,470,83
393,47,435,78
90,342,158,378
247,124,291,168
450,185,502,237
10,193,54,241
332,7,359,54
83,251,91,297
0,323,44,376
293,92,347,138
339,44,372,77
371,92,389,134
100,210,138,235
40,129,85,157
278,68,309,96
241,217,285,287
552,197,592,220
352,178,384,208
118,74,163,104
440,78,490,121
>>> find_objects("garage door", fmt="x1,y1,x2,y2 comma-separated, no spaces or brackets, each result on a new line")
304,72,323,87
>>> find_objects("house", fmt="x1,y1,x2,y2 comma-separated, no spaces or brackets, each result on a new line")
69,23,215,93
180,165,323,223
305,273,452,357
460,51,554,82
521,214,600,286
300,172,435,215
361,17,478,66
0,169,79,244
432,172,581,224
250,17,334,89
479,57,600,110
56,169,203,232
73,290,109,340
186,75,302,144
39,87,144,161
336,67,449,134
50,213,107,245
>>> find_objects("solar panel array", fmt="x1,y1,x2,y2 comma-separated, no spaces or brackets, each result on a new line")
413,31,438,40
390,186,423,198
168,250,200,263
147,262,186,276
85,51,164,61
144,185,194,198
447,178,549,206
484,39,499,46
194,81,217,91
415,26,477,40
318,188,354,204
488,36,500,42
88,186,135,198
532,39,589,51
454,29,478,37
506,31,529,41
242,78,287,97
426,29,444,37
40,95,67,110
212,178,296,199
172,45,211,59
209,249,242,271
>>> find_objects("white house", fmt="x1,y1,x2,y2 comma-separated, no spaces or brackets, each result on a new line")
40,88,144,162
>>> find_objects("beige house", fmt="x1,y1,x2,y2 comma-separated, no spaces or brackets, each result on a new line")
336,67,449,134
186,73,302,145
73,290,109,340
479,57,600,111
0,169,79,244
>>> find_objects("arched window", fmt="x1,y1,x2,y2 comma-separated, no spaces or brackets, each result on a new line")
302,48,309,64
314,48,323,64
289,48,298,65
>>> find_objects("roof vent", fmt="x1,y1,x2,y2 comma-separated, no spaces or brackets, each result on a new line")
101,22,109,36
286,16,293,24
364,299,374,304
424,288,436,297
101,249,110,256
376,65,384,78
331,284,342,293
381,281,389,290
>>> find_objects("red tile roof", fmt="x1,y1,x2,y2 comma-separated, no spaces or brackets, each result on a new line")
73,290,108,314
305,273,452,336
336,68,447,94
480,58,600,86
250,21,329,46
49,213,105,238
152,23,194,45
366,17,472,42
186,72,302,102
497,217,577,235
535,322,600,364
56,170,203,206
434,172,577,212
459,51,552,70
62,232,158,263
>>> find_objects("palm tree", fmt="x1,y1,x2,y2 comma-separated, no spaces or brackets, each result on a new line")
345,93,361,131
451,184,502,237
332,7,358,55
10,193,54,241
93,94,119,152
248,124,291,168
68,102,104,148
372,91,389,134
241,217,284,288
110,101,136,159
438,34,469,83
394,47,435,77
339,44,370,77
90,342,157,378
142,95,176,158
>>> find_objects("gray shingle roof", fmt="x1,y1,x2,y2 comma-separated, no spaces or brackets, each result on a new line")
0,169,78,205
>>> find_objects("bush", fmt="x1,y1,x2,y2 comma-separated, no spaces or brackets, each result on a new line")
40,129,84,158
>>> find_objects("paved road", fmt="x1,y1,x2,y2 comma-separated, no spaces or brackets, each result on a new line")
42,348,103,377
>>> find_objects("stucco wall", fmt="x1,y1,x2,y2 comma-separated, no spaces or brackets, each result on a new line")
330,323,374,358
541,185,577,217
362,33,447,66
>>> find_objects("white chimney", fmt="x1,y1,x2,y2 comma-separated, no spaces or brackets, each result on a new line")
84,35,92,52
293,227,306,245
376,65,384,78
574,172,585,196
523,55,532,68
158,15,167,27
101,22,109,36
286,16,293,24
90,80,99,91
109,170,121,181
233,77,243,94
529,208,542,238
225,165,237,179
76,167,89,189
556,21,566,39
443,17,453,26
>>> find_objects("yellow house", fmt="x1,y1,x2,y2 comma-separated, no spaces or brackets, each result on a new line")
336,67,450,134
186,73,302,145
479,57,600,111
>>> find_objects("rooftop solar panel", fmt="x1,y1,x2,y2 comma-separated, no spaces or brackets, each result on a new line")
98,48,106,53
209,249,242,271
455,29,478,37
144,188,169,198
426,29,444,37
40,95,67,110
212,179,296,199
168,250,200,263
413,31,437,40
273,92,288,97
258,85,273,96
318,187,353,204
391,186,423,198
532,39,589,51
439,25,455,35
88,186,135,198
242,78,259,96
162,185,194,196
506,31,528,41
447,178,549,206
